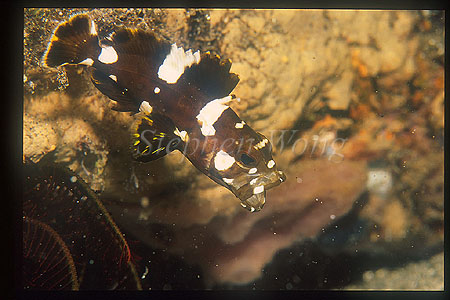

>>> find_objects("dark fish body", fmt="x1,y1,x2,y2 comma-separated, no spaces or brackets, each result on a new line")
44,14,286,212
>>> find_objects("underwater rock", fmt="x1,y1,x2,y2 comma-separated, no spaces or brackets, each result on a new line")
23,91,112,191
346,252,444,290
107,159,367,285
23,113,57,163
201,160,367,284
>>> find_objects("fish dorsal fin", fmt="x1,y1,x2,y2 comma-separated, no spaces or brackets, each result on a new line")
105,28,171,76
180,52,240,100
107,30,239,100
130,112,183,162
90,28,172,112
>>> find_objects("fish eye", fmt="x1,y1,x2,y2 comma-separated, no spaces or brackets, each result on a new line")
239,153,256,167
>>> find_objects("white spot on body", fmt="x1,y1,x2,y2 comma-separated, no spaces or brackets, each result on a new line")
253,185,264,194
70,176,77,183
254,138,269,150
179,131,188,142
267,160,275,169
139,101,153,115
98,46,118,64
79,58,94,66
158,44,201,84
235,121,246,129
174,128,189,142
196,96,232,136
248,167,257,174
154,87,161,94
250,178,258,185
278,171,285,182
214,150,235,171
109,74,117,82
222,177,234,184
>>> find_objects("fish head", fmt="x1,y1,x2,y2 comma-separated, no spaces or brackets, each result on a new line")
208,126,286,212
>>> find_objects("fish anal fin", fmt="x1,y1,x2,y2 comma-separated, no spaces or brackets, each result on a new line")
131,113,183,163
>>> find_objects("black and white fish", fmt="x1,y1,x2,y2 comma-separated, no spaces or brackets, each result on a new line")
43,14,286,212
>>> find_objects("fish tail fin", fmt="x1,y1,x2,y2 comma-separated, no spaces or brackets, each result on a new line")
43,14,101,67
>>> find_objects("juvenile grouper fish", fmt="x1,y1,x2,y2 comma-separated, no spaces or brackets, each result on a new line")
43,14,286,212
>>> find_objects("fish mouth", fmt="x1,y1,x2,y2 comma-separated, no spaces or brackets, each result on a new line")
233,170,286,212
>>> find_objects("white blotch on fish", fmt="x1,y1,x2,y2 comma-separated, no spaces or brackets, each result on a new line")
235,121,245,129
214,150,235,171
196,96,232,136
139,101,153,115
158,44,201,84
98,46,118,64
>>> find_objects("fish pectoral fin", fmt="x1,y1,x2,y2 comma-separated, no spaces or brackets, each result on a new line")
131,113,183,162
91,70,137,112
